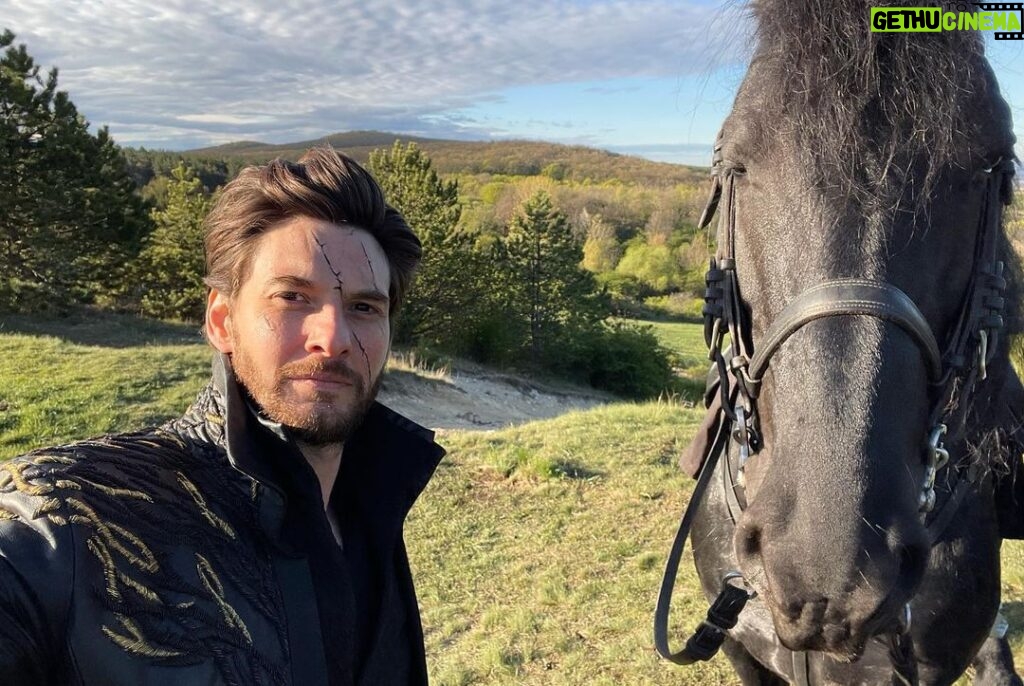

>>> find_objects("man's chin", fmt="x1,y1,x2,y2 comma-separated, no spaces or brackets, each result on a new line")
284,412,363,446
236,370,382,446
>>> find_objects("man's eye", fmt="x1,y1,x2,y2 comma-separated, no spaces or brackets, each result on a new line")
353,302,382,314
276,292,306,303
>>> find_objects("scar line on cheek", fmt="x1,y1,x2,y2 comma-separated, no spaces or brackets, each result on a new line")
352,329,371,380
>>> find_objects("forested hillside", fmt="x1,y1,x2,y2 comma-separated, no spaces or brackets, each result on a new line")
180,130,708,186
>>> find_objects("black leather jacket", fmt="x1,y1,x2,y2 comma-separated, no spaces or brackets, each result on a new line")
0,355,445,685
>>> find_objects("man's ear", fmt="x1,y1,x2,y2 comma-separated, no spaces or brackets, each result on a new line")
206,289,234,353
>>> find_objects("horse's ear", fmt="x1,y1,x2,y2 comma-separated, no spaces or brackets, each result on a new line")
991,370,1024,539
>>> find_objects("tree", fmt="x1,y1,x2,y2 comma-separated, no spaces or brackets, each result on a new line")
132,164,210,321
0,29,147,311
615,241,685,294
580,211,622,274
367,141,488,345
501,191,606,363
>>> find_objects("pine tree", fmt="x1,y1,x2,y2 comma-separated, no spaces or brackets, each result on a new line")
132,164,210,321
368,141,487,344
502,191,605,363
0,29,147,311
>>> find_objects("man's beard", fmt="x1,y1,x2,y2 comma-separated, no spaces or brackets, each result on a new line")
231,349,382,447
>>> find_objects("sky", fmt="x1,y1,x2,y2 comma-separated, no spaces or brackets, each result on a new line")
1,1,1022,167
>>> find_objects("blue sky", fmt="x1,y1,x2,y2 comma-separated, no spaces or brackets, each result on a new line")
1,1,1021,167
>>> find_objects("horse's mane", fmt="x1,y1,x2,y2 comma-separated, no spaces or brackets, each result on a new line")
749,0,992,211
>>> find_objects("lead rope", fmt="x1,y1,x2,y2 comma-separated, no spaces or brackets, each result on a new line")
653,409,755,664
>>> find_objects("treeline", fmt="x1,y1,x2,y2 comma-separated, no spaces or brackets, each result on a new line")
1,30,710,398
134,145,682,397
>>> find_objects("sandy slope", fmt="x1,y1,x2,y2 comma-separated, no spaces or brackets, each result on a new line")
377,360,613,431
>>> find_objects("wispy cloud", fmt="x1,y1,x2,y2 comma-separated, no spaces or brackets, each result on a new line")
0,0,747,149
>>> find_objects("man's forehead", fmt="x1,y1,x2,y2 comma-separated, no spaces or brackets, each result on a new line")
248,217,389,285
258,217,375,248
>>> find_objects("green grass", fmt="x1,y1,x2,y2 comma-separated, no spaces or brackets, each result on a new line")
406,402,740,685
3,310,1024,684
0,310,210,460
615,317,711,400
638,319,708,371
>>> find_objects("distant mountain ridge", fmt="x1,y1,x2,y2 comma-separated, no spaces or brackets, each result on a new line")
182,130,707,186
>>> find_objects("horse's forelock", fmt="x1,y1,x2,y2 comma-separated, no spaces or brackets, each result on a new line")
747,0,992,212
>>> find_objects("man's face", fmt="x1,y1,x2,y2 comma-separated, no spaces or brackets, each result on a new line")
209,216,391,445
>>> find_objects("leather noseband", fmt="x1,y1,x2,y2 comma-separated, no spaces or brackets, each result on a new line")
748,278,943,385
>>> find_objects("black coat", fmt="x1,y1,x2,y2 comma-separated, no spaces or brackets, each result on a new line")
0,355,445,685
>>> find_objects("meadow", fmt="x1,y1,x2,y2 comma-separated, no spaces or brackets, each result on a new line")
2,312,1022,684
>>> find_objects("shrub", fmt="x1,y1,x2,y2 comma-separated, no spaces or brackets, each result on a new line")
643,294,704,321
543,322,677,399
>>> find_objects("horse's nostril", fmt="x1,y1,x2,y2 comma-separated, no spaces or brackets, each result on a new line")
736,519,762,561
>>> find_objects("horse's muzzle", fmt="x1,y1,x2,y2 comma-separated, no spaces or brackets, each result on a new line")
735,508,929,657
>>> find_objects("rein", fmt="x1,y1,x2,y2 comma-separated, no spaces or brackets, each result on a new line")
654,143,1015,682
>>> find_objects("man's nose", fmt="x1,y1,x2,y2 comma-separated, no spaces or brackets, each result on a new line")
305,306,352,357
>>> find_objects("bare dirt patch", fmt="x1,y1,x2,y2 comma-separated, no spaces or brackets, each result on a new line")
378,359,613,431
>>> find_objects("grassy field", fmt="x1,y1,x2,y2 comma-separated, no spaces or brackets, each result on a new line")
639,318,710,375
2,310,1023,684
0,311,210,459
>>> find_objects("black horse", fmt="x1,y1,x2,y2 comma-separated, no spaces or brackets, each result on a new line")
657,1,1022,684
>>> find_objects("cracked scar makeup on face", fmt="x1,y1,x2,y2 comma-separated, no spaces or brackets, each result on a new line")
312,228,386,380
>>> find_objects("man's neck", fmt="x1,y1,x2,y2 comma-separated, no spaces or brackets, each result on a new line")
296,442,344,511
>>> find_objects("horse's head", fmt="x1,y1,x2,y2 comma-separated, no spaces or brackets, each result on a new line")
718,1,1017,658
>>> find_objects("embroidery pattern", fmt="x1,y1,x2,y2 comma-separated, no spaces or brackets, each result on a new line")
0,386,288,685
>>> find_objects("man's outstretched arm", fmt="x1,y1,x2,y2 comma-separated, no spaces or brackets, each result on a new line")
0,490,74,685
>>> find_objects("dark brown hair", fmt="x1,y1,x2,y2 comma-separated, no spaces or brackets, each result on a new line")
204,147,421,318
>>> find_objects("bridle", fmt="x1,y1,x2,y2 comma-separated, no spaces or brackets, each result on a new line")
654,139,1015,684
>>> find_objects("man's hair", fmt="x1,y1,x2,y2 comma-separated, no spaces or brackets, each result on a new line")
204,147,421,319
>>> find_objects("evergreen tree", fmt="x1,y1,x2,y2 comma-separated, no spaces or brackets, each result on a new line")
368,141,488,345
0,29,147,311
502,191,606,363
132,164,210,321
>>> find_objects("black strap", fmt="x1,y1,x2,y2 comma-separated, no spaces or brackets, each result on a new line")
655,413,735,664
747,279,943,385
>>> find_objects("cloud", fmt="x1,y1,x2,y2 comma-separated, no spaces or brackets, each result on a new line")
0,0,748,149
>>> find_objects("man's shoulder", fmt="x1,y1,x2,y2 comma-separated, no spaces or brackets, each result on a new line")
0,426,226,520
5,426,196,475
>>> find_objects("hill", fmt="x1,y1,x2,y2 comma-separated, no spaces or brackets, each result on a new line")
154,130,708,187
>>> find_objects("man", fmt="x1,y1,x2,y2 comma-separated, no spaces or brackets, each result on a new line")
0,148,445,685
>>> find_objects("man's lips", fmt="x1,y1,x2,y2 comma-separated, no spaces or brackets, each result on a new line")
289,373,354,386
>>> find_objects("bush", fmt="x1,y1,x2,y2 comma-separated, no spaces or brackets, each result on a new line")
451,311,526,366
543,322,677,399
596,271,646,300
643,294,704,321
615,242,684,293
